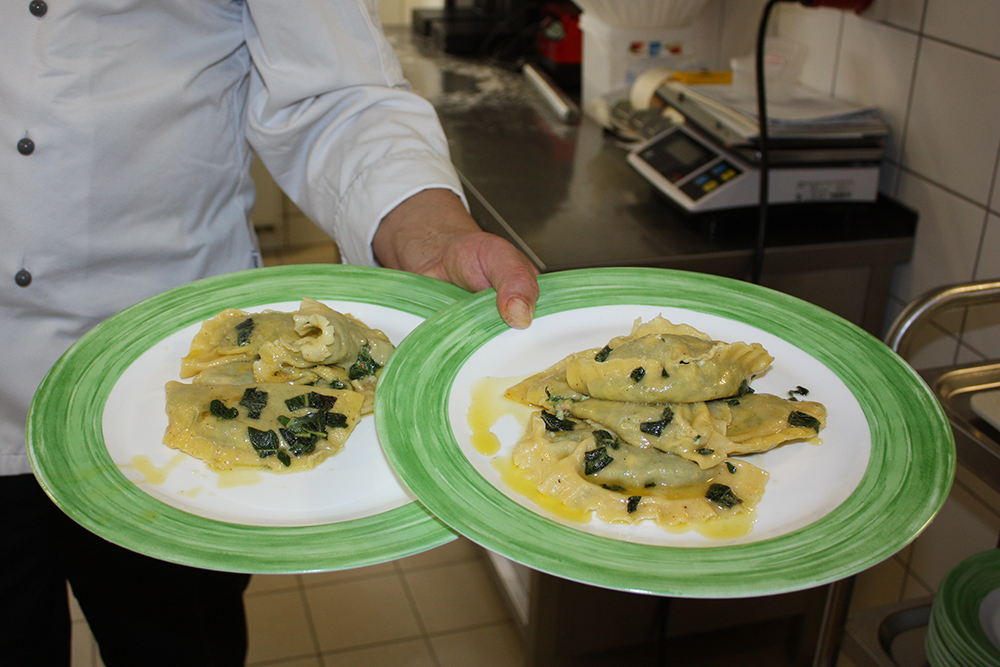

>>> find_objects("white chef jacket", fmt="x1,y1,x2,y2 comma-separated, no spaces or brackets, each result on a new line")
1,0,465,475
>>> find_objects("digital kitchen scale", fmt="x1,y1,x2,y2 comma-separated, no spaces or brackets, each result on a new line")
627,123,880,213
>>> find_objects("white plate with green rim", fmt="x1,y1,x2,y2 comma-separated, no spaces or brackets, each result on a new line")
376,267,955,598
930,549,1000,666
27,264,462,574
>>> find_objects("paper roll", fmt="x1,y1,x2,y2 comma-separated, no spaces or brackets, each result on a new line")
629,67,675,110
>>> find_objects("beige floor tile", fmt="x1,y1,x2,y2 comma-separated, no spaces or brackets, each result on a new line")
394,537,480,572
848,555,907,612
835,653,859,667
429,623,525,667
403,560,510,634
71,620,103,667
322,638,437,667
248,573,302,596
246,589,317,665
68,585,85,621
263,658,323,667
908,483,1000,590
305,574,422,653
301,561,397,587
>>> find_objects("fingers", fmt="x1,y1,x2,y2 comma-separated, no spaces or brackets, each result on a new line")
442,232,539,329
371,189,539,327
489,250,539,329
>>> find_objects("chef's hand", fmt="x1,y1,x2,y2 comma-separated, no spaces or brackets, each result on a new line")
373,188,539,329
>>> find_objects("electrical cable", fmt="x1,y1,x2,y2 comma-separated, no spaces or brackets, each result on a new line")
751,0,784,285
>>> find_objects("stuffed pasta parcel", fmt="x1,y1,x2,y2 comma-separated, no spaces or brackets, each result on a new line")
163,298,393,472
503,316,826,530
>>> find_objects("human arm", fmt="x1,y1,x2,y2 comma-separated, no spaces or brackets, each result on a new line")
241,1,537,325
372,188,539,329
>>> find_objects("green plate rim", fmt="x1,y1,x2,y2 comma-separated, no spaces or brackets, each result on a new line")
933,549,1000,663
27,264,464,574
376,267,956,598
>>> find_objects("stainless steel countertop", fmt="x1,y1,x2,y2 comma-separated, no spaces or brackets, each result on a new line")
388,27,916,281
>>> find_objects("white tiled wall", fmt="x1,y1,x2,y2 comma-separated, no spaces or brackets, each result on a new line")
759,0,1000,366
721,0,1000,626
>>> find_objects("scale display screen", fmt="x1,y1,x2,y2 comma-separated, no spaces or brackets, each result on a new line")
628,124,880,212
636,130,717,184
628,125,755,211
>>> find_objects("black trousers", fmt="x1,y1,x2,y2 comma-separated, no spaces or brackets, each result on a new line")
0,474,251,667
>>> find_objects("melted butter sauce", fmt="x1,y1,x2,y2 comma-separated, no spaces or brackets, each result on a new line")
490,455,591,523
692,510,757,540
214,467,265,489
126,454,186,485
467,375,532,456
125,453,265,491
467,375,759,541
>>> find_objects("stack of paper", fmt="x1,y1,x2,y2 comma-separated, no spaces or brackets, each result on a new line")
659,81,889,144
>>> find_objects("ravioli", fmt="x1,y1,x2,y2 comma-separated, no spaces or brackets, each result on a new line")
164,299,392,472
180,298,393,414
501,316,826,532
164,382,364,472
564,316,773,404
512,412,769,527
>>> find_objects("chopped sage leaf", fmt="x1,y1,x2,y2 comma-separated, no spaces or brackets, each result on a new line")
209,399,238,420
324,412,348,429
285,391,337,413
594,345,612,362
725,461,737,474
235,318,255,347
583,446,613,475
696,447,714,456
737,379,755,396
276,451,292,467
541,411,575,432
280,414,327,441
626,496,641,513
348,343,382,381
629,367,646,383
661,369,669,378
706,483,742,509
593,429,621,450
601,483,626,493
788,411,822,432
239,388,269,420
248,427,280,457
639,406,674,437
644,482,656,488
284,394,309,412
279,428,317,457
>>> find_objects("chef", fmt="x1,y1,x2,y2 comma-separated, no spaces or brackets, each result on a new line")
0,1,538,665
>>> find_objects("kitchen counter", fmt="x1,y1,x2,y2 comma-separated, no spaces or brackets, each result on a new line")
388,27,916,338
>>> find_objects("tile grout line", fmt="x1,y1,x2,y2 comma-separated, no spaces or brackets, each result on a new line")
309,620,518,666
394,561,443,667
294,573,327,667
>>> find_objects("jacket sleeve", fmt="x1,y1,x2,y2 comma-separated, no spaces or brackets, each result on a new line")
240,0,466,266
